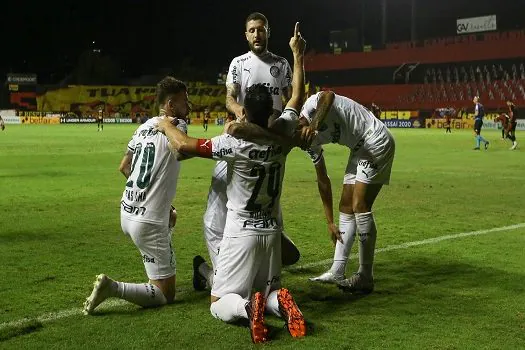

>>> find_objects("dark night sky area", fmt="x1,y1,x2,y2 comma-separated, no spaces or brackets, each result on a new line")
2,0,524,84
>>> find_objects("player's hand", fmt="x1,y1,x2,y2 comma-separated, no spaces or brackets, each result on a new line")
294,125,317,150
169,207,177,229
289,22,306,55
223,120,237,134
156,116,176,133
235,106,246,122
328,223,343,245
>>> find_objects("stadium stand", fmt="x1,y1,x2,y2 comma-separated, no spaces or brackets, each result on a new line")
305,30,525,111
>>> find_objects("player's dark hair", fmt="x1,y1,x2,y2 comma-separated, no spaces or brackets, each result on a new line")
245,12,268,28
156,76,187,106
244,84,273,128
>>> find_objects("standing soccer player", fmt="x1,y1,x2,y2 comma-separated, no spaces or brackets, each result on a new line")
97,109,104,132
0,116,5,131
495,113,509,140
444,114,452,133
284,91,396,294
473,96,489,150
203,107,210,132
157,24,307,343
83,77,189,314
506,100,518,150
194,12,299,292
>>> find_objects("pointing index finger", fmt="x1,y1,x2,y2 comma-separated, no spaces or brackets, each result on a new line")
294,22,300,37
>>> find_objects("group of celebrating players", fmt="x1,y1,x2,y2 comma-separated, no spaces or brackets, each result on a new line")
82,12,396,343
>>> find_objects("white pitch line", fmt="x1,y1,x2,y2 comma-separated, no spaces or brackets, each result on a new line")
1,222,524,331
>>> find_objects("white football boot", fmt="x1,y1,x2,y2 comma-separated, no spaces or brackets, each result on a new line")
309,271,345,284
83,274,116,315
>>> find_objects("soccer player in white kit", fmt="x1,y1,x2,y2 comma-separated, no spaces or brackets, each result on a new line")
295,91,396,293
83,77,190,314
194,12,299,291
157,23,307,344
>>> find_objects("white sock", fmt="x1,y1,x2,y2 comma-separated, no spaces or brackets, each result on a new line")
265,290,281,317
329,213,357,276
355,212,377,279
116,282,167,307
210,293,248,322
198,262,214,288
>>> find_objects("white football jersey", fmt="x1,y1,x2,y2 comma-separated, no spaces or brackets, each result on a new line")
300,92,387,161
206,110,297,237
226,51,292,111
121,117,187,226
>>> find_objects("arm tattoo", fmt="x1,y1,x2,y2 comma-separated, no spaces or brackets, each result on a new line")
226,83,241,112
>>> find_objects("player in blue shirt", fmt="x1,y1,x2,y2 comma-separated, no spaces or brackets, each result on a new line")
473,96,489,150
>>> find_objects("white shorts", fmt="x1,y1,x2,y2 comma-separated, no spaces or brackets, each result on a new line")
211,233,281,299
121,216,176,280
203,225,222,270
203,161,228,231
344,128,395,185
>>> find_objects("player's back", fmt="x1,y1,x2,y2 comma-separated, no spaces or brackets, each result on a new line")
210,134,290,236
121,117,186,226
302,92,386,150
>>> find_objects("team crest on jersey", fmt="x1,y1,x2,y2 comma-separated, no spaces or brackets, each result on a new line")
270,65,280,78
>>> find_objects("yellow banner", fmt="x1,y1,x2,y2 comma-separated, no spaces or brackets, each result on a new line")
425,118,475,129
36,84,227,116
20,116,60,125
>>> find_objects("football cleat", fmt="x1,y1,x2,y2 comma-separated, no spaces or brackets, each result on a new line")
83,274,115,315
308,271,345,284
484,141,490,150
277,288,306,338
337,273,374,294
192,255,208,291
510,141,518,150
245,292,268,343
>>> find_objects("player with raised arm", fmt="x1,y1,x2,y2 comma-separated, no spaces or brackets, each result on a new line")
156,23,307,344
289,91,396,294
83,77,189,314
194,12,299,293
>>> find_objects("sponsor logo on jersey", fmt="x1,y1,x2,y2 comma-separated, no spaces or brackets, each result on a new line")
231,66,239,84
242,217,279,229
246,83,280,96
358,159,378,170
125,189,147,202
212,148,233,158
244,68,252,74
142,254,155,264
266,275,280,286
121,200,147,215
270,65,280,78
248,145,283,161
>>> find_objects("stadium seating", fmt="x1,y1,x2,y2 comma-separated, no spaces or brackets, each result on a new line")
305,30,525,110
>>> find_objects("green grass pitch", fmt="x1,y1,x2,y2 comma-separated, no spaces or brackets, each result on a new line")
0,124,524,349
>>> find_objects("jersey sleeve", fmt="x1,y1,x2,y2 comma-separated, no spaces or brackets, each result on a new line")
126,130,138,153
210,134,239,161
281,59,292,89
226,58,241,86
300,92,321,123
305,145,324,165
277,107,299,136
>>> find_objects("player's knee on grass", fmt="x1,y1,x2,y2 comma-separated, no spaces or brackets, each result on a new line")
150,276,176,303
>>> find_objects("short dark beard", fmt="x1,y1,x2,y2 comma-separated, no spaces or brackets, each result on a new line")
248,40,267,55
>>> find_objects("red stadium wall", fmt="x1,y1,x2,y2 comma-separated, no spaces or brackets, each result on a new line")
306,30,525,71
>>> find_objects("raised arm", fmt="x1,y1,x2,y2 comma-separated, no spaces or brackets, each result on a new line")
284,22,306,112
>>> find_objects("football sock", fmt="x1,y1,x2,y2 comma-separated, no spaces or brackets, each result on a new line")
479,135,488,144
116,282,167,307
330,213,356,276
502,129,505,138
210,293,248,322
355,212,377,279
265,290,281,317
475,135,481,148
199,262,214,288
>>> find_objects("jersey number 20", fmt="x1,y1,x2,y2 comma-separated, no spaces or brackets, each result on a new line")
126,142,155,189
246,162,281,211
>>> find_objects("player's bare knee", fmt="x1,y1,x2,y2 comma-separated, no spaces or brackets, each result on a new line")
210,295,220,304
352,198,370,213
